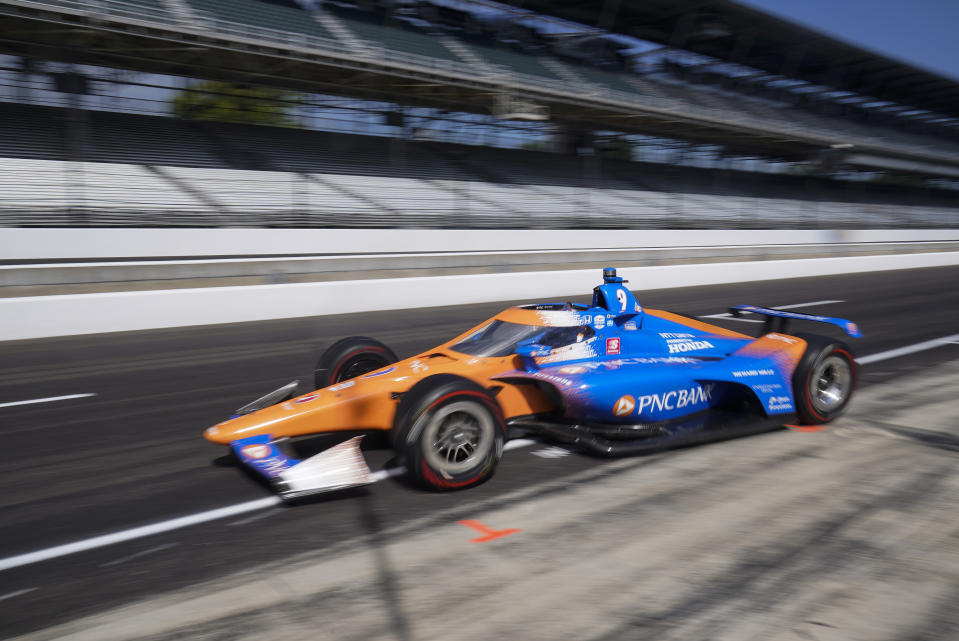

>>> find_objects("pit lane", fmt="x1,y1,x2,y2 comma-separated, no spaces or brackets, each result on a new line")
0,265,957,638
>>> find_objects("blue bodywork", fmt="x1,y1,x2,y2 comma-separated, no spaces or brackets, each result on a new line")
496,268,860,427
231,435,298,479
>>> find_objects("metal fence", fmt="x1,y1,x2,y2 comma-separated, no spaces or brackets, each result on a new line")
0,158,954,229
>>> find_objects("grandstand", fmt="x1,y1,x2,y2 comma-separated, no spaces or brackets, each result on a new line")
0,0,956,229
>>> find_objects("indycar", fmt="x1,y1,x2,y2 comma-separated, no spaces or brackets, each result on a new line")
204,267,860,499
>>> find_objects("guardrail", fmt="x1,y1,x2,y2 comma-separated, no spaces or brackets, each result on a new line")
5,240,959,288
3,251,958,341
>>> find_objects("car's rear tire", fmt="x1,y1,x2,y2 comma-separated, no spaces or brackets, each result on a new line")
314,336,397,389
392,374,505,491
791,334,857,425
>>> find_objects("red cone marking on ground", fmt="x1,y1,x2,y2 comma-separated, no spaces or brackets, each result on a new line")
458,520,521,543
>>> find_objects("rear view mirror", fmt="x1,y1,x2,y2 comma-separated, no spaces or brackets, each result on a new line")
233,380,299,417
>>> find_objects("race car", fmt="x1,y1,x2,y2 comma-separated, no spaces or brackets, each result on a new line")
204,267,860,499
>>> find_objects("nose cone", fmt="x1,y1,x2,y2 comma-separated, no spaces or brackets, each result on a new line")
204,424,230,444
204,409,285,444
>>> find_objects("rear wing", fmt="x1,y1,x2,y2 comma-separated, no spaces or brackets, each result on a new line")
729,305,862,338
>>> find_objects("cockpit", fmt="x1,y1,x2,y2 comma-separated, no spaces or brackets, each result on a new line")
450,320,595,358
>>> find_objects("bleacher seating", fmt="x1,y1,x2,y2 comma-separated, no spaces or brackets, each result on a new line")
464,43,561,81
41,0,176,23
186,0,332,40
0,103,954,228
569,65,645,97
28,0,959,162
330,11,460,63
0,103,67,161
86,111,224,167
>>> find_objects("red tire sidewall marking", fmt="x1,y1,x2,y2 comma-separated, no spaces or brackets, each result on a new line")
330,346,387,383
425,390,505,431
421,459,487,489
417,389,504,488
802,347,856,424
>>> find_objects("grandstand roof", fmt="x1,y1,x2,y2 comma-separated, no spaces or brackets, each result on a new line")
520,0,959,119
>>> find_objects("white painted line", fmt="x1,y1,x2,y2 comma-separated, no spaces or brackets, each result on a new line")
369,466,405,482
771,300,846,310
0,438,539,572
700,300,845,323
227,510,278,527
857,334,959,365
100,543,179,567
504,438,538,451
532,446,571,459
0,393,96,410
0,588,37,602
0,496,280,572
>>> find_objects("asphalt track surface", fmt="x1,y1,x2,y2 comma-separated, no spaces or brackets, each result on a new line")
0,265,957,638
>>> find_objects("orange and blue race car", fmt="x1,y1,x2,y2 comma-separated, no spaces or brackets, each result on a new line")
204,268,861,499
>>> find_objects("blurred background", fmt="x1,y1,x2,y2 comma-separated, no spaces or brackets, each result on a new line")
0,0,957,231
1,2,958,640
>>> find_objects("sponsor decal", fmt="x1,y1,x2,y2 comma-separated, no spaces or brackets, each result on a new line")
767,333,798,344
624,321,637,331
328,380,356,392
767,395,793,412
558,365,586,374
539,339,598,363
667,340,714,354
593,315,606,330
206,426,219,436
294,394,319,404
659,332,693,339
753,383,784,394
252,455,291,476
613,395,636,416
636,384,714,415
241,444,272,460
846,321,859,335
606,337,621,355
362,366,396,378
531,372,574,387
732,368,775,378
626,356,698,365
635,303,642,313
409,360,429,373
553,356,699,374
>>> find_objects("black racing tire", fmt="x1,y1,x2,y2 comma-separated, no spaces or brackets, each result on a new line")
314,336,397,390
392,374,506,491
791,333,857,425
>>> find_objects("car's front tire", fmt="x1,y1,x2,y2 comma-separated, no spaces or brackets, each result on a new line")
314,336,397,389
791,334,857,425
392,374,505,491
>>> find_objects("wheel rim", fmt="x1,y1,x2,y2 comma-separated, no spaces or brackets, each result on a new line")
810,354,851,414
421,400,495,475
337,357,386,382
